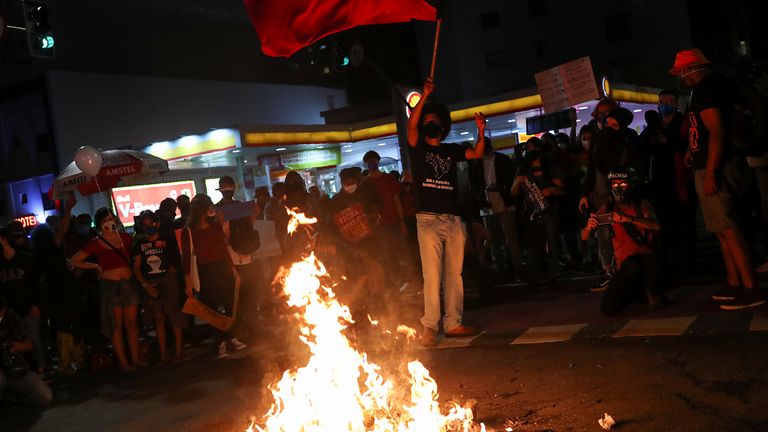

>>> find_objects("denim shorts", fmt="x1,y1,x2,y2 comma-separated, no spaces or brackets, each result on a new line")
100,278,140,309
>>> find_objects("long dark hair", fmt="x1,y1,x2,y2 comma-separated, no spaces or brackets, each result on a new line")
187,194,213,228
94,207,115,229
520,138,552,174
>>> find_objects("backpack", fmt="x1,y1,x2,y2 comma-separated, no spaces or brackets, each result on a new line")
228,217,261,255
730,79,768,157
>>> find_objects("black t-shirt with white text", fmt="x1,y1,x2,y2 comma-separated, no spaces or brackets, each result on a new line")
408,142,467,216
131,234,180,280
688,73,735,170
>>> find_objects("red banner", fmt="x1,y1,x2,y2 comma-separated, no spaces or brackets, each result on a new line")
111,181,196,226
244,0,436,57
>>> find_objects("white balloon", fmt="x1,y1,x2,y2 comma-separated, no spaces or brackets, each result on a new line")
74,146,103,177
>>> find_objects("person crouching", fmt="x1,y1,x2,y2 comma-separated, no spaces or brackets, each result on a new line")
581,167,667,315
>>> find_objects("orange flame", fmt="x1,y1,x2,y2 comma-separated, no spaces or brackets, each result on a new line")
286,208,318,235
249,213,483,431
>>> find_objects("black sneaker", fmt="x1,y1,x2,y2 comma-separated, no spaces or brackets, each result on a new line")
719,289,767,311
712,285,742,301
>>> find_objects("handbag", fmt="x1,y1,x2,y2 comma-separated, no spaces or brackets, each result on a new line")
176,227,201,293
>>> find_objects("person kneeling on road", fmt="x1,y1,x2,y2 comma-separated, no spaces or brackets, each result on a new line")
581,167,667,315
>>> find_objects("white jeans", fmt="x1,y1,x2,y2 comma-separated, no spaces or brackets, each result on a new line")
416,213,466,332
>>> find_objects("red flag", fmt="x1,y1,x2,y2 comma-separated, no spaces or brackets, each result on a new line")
245,0,437,57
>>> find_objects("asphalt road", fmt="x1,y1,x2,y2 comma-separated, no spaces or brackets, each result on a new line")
4,272,768,432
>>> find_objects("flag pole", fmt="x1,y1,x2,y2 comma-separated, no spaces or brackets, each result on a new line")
429,18,442,80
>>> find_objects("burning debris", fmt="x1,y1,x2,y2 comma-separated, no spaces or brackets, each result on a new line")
247,212,485,432
598,413,616,430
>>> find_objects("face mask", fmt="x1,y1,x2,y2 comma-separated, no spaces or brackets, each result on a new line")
558,142,568,150
366,161,379,172
144,226,159,236
343,184,358,194
76,225,91,236
221,190,235,200
610,184,630,203
658,104,676,116
102,222,117,233
423,121,443,139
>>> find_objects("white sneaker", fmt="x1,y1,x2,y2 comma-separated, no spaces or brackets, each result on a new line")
228,337,247,351
216,341,229,359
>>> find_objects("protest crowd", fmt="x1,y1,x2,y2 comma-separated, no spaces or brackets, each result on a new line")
2,48,768,405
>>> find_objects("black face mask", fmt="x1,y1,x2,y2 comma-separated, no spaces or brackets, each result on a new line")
423,121,443,139
611,186,630,203
221,190,235,200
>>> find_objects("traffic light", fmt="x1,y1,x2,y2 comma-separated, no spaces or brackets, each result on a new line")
22,0,54,59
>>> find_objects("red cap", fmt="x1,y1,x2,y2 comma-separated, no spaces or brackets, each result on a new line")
669,48,710,76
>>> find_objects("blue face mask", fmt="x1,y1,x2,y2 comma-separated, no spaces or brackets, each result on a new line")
144,226,159,236
658,103,677,116
75,225,91,236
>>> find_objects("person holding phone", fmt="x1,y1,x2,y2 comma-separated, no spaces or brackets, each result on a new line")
581,168,665,315
70,208,143,372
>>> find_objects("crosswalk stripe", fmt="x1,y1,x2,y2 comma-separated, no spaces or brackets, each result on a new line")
613,316,696,338
510,324,588,345
750,312,768,332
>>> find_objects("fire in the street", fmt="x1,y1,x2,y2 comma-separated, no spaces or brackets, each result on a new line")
286,208,318,235
248,214,484,431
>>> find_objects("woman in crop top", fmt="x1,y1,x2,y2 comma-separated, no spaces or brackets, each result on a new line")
70,208,144,372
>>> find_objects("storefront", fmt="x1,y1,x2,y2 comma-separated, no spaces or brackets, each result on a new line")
133,82,662,201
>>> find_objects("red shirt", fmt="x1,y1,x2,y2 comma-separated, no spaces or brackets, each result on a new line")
189,222,230,265
80,233,133,271
367,174,402,226
610,203,654,268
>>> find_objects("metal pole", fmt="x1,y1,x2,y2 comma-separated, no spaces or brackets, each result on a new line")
429,19,442,80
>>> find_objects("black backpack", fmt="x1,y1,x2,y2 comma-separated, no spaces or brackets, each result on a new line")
228,217,261,255
730,79,768,157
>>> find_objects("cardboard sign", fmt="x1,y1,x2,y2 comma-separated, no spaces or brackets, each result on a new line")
333,203,373,243
111,181,196,226
181,270,240,332
534,56,599,114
